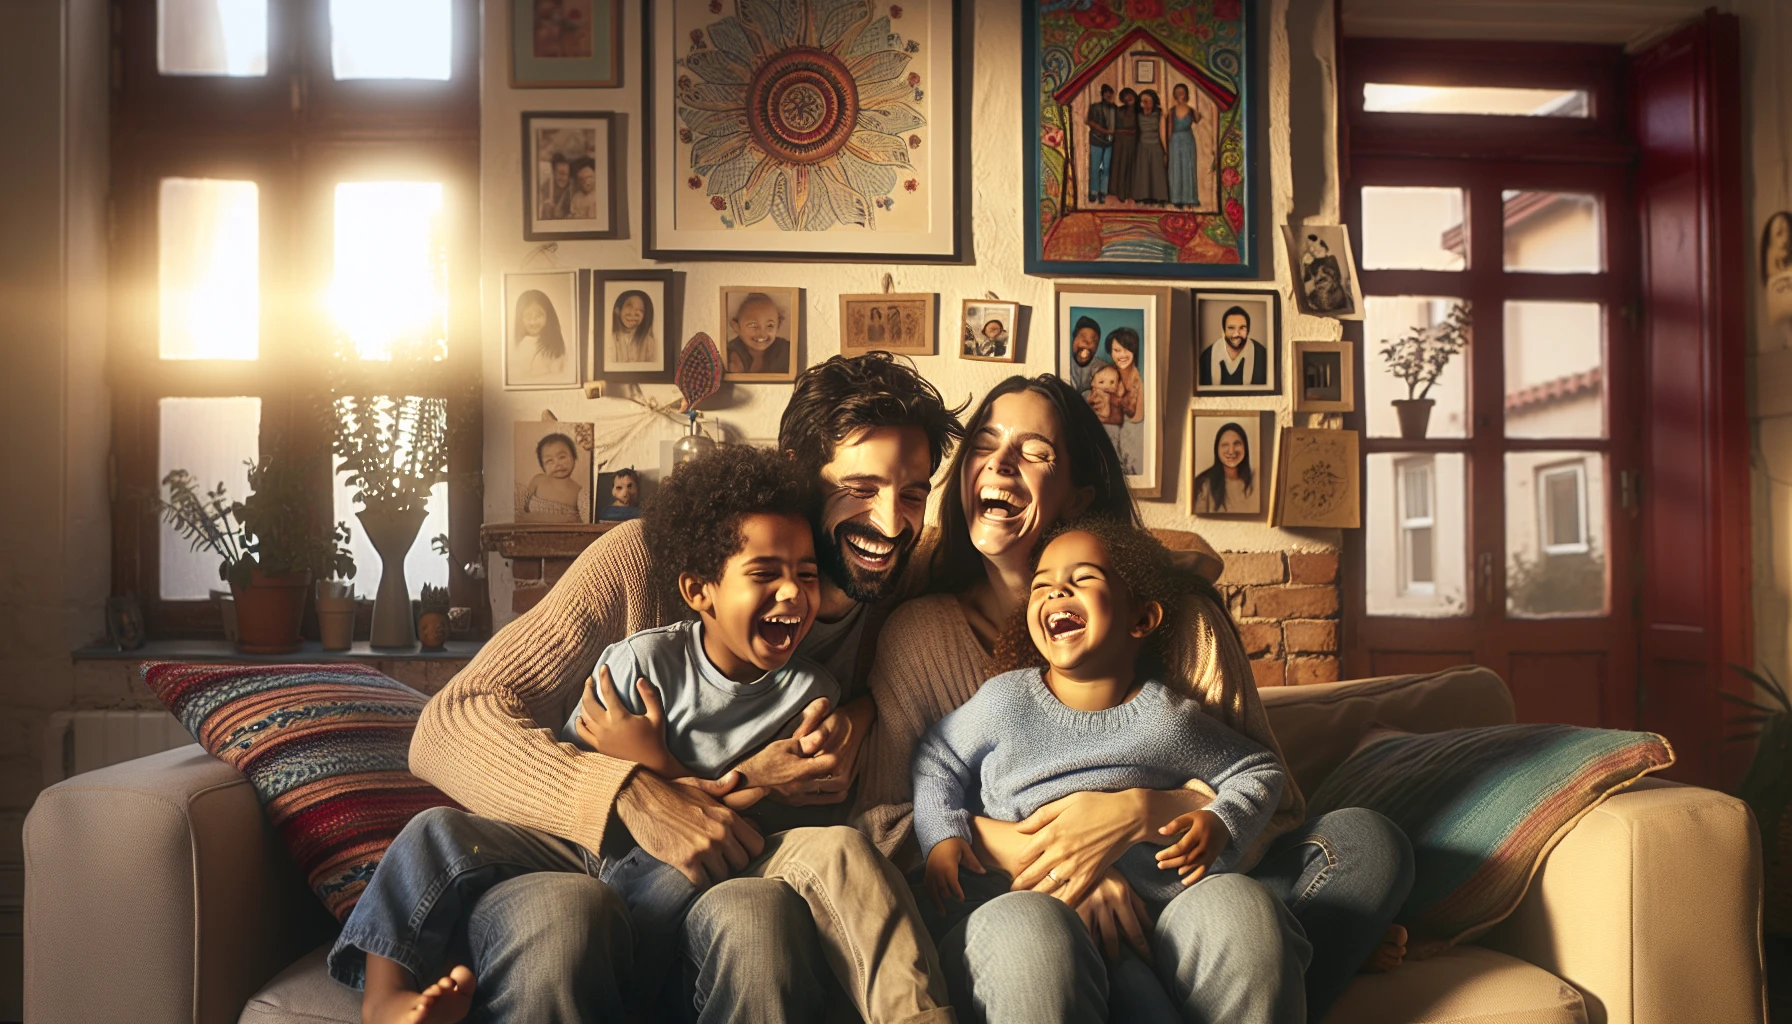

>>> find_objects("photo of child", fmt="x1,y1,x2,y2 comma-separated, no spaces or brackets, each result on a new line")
513,420,594,523
720,286,800,382
960,300,1021,363
1066,305,1147,477
590,271,676,381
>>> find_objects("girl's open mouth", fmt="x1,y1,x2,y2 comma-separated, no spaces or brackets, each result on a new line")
1045,609,1087,643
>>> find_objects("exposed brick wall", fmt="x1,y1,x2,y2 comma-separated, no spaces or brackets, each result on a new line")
1216,550,1340,687
511,557,574,615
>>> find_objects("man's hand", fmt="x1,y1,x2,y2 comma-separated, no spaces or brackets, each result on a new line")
1010,789,1151,908
729,696,875,806
574,667,686,777
1075,869,1154,962
613,770,765,887
1154,809,1230,886
923,837,986,915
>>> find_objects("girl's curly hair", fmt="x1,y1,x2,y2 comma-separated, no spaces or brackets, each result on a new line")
991,515,1218,678
642,444,815,612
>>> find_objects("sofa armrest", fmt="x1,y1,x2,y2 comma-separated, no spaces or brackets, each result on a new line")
1480,778,1765,1024
24,744,334,1024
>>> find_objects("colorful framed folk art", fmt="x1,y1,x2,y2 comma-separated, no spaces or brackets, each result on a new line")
643,0,968,262
1024,0,1257,278
511,0,622,88
1055,284,1173,497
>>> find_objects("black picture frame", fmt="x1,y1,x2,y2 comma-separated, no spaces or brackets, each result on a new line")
523,111,621,242
589,269,680,384
1191,288,1282,398
641,0,971,263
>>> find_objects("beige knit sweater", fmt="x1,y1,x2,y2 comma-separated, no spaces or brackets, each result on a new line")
851,592,1307,872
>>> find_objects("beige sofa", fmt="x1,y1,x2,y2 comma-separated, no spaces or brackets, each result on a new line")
23,666,1767,1024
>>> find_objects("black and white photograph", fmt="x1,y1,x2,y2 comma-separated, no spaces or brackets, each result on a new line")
1292,341,1355,413
591,270,678,383
514,420,594,523
1194,291,1280,397
524,112,618,241
503,270,581,390
720,286,801,382
1189,411,1271,517
961,299,1021,363
1283,224,1363,320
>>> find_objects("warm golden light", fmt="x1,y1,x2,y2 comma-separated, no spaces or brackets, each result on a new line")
159,0,268,76
328,181,447,361
330,0,452,80
159,177,259,360
1364,84,1589,117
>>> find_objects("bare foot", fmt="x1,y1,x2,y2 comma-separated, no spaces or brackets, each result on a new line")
1362,924,1408,973
363,966,477,1024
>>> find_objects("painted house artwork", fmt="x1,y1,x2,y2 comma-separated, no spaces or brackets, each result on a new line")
1026,3,1255,277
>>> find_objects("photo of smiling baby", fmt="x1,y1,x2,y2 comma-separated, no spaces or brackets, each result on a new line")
720,286,801,382
514,419,595,523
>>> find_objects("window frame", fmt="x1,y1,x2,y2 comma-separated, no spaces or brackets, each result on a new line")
1537,461,1591,556
1396,456,1438,595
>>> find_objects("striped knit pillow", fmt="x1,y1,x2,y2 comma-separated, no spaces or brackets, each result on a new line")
141,661,460,921
1307,723,1673,951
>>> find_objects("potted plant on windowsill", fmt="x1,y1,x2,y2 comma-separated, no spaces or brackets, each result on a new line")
157,458,355,654
1378,301,1472,440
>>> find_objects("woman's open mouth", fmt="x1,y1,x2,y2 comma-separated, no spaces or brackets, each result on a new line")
1045,609,1087,643
843,531,897,570
756,613,802,651
978,486,1030,524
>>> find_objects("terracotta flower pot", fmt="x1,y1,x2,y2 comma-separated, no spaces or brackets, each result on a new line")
1393,398,1436,440
232,569,312,654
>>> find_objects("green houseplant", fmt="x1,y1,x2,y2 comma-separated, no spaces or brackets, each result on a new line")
158,457,355,653
1377,301,1471,440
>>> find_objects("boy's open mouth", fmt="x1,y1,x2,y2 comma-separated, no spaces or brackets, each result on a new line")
1045,609,1087,643
756,613,802,651
978,486,1028,523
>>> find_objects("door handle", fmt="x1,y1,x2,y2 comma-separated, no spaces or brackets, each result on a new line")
1478,551,1495,609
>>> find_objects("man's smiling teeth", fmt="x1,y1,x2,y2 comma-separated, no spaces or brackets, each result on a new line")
846,534,895,563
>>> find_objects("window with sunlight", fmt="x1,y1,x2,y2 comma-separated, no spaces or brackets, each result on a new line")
332,396,450,601
1364,84,1590,118
330,0,452,80
159,0,267,76
329,181,448,360
158,397,261,599
159,178,259,360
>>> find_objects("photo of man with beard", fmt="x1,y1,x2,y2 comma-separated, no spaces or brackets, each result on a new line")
1066,315,1109,397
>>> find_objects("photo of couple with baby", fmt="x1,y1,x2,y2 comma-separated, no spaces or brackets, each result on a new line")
329,354,1413,1024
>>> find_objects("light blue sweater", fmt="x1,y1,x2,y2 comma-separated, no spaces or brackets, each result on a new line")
911,667,1287,906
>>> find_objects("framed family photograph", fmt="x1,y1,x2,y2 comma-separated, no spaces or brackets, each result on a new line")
1271,427,1361,529
1188,411,1273,518
960,299,1021,363
840,293,937,357
590,270,679,383
503,270,581,390
720,286,801,382
643,0,968,262
1292,341,1354,413
1056,284,1172,497
524,112,619,241
1194,290,1280,397
514,420,595,523
1283,224,1363,320
511,0,622,87
1024,0,1258,278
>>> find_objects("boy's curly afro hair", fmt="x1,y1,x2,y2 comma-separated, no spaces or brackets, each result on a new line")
642,444,815,609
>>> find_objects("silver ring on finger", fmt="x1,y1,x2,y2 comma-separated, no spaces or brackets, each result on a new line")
1046,868,1062,886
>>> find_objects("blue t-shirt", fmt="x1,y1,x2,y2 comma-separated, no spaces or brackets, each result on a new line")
561,619,840,779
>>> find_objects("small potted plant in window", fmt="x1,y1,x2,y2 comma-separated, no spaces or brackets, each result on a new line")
417,583,451,652
1377,301,1471,440
157,456,355,653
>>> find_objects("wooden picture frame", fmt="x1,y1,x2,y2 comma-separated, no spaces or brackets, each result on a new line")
1292,341,1355,413
959,299,1022,363
839,293,937,357
1271,427,1361,529
523,111,620,241
1282,223,1364,321
510,0,622,88
589,270,679,384
1187,410,1274,518
719,286,802,382
1192,289,1280,397
1055,283,1173,497
503,270,582,390
643,0,969,263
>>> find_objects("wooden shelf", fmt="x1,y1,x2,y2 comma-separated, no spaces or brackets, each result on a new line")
480,522,619,559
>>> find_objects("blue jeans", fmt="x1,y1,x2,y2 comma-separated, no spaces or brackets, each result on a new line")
1089,144,1113,199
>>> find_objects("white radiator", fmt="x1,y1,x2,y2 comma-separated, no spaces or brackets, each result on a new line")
43,709,193,785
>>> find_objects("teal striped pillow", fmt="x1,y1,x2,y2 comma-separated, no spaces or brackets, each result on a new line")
1307,724,1673,950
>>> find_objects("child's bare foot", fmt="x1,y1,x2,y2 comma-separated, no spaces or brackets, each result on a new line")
1362,924,1408,973
362,966,476,1024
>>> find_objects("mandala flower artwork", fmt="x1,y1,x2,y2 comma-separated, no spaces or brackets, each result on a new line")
677,1,929,232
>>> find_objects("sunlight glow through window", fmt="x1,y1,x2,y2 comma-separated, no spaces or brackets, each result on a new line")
1363,84,1589,117
329,182,447,361
332,398,450,600
159,0,268,76
159,178,259,360
330,0,453,80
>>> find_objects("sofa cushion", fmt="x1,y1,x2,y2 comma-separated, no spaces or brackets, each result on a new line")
1308,723,1673,950
142,661,460,922
1324,945,1586,1024
239,944,361,1024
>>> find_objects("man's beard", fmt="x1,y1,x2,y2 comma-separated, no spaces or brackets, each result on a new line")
816,520,915,604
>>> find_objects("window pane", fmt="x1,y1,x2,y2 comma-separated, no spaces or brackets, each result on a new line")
160,178,259,360
158,0,267,76
331,397,449,600
158,397,260,600
330,182,447,360
1503,191,1603,273
1365,296,1471,439
1360,187,1466,271
1507,452,1607,618
1367,453,1468,617
1363,84,1590,118
1504,300,1603,439
330,0,452,80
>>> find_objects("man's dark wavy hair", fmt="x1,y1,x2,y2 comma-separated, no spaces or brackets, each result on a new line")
778,352,966,479
643,444,815,611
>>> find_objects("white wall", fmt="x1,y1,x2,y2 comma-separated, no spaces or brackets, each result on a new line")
477,0,1348,624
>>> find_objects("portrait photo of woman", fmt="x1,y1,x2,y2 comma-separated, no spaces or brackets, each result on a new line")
589,270,676,382
503,270,580,390
608,289,656,367
1191,414,1268,516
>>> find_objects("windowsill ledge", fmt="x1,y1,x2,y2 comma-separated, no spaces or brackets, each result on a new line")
73,639,485,663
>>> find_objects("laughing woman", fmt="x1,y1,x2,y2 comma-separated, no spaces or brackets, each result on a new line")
854,375,1413,1024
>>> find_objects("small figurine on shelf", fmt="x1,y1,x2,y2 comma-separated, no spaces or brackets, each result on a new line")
600,467,642,522
418,584,451,652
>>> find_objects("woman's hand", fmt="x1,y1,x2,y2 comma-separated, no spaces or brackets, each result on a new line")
1075,869,1155,962
923,837,987,915
1154,809,1230,886
1010,789,1151,908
